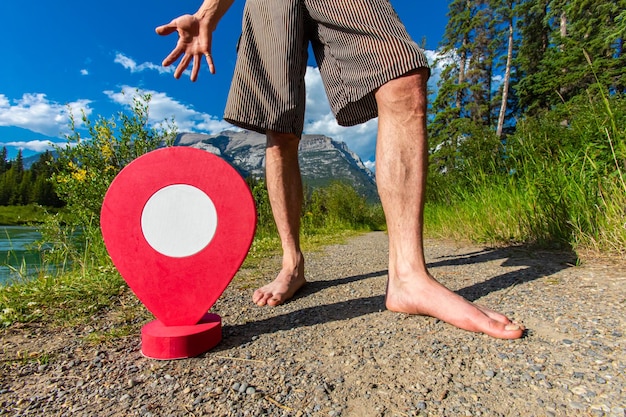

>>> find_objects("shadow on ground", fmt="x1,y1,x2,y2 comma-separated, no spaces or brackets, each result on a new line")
215,244,577,350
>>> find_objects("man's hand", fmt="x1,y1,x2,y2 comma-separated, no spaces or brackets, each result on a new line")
156,14,214,82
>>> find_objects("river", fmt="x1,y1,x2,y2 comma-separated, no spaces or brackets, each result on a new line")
0,226,46,285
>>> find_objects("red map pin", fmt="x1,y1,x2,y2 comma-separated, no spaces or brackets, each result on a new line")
101,147,256,359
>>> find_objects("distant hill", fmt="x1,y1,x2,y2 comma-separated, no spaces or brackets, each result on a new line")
175,131,378,202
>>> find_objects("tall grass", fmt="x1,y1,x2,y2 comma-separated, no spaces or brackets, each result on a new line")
425,92,626,255
245,178,385,265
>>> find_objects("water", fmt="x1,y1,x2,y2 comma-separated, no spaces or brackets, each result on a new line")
0,226,46,285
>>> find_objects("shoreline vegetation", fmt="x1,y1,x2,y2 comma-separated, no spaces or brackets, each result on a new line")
0,205,59,226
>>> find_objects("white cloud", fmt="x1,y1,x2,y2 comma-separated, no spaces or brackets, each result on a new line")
114,52,176,76
492,74,504,93
423,48,504,94
104,86,232,134
80,69,89,76
0,93,92,137
424,49,455,92
0,140,56,153
363,160,376,173
303,67,379,162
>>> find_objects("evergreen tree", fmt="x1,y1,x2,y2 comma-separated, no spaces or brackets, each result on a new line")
0,171,12,205
514,0,551,113
430,0,477,176
0,147,8,176
464,0,496,126
30,151,64,207
13,150,24,178
18,170,32,205
10,150,25,205
516,0,625,112
0,150,64,207
430,0,503,177
564,0,626,94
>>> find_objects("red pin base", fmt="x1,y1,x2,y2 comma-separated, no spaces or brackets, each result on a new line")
141,313,222,360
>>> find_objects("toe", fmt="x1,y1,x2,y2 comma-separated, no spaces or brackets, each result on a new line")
253,290,271,306
476,304,514,325
488,320,524,339
267,294,284,307
252,289,263,305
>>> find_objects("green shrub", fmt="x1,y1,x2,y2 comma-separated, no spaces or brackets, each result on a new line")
44,93,176,271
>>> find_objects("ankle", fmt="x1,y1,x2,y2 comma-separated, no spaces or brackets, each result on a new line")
282,250,304,270
389,260,429,283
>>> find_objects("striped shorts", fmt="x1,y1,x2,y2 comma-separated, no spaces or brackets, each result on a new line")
223,0,430,136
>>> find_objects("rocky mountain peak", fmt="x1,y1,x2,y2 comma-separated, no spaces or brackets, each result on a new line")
174,131,378,202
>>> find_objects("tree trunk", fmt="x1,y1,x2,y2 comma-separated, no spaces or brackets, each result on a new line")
496,18,514,138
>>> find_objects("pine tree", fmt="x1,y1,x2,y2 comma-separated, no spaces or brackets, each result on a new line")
464,1,496,126
516,0,625,112
430,0,503,177
30,151,63,207
0,147,8,176
565,0,626,94
430,0,474,176
514,0,553,113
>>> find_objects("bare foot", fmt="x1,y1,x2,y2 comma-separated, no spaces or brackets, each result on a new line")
386,272,524,339
253,253,306,306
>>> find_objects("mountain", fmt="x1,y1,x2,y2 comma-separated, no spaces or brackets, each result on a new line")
174,130,379,202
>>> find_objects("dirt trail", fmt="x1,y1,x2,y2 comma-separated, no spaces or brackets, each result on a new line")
1,232,625,416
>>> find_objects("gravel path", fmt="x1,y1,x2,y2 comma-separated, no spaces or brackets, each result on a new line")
1,232,625,416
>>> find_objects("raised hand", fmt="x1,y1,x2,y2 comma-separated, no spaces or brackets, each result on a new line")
156,14,214,82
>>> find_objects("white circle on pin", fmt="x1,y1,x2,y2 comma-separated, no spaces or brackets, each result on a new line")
141,184,218,258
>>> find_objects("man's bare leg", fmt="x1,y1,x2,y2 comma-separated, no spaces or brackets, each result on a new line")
253,131,306,306
376,68,524,339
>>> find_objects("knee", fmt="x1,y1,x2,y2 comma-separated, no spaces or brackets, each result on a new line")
376,68,429,115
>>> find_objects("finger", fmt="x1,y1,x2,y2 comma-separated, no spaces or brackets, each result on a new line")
162,47,183,67
205,54,216,75
191,55,200,82
174,54,192,79
155,20,178,36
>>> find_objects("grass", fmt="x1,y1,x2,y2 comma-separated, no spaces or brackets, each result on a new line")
0,205,59,225
0,224,369,330
425,92,626,257
425,160,626,255
0,265,126,327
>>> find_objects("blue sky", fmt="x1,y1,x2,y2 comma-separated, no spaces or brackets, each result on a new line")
0,0,450,167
